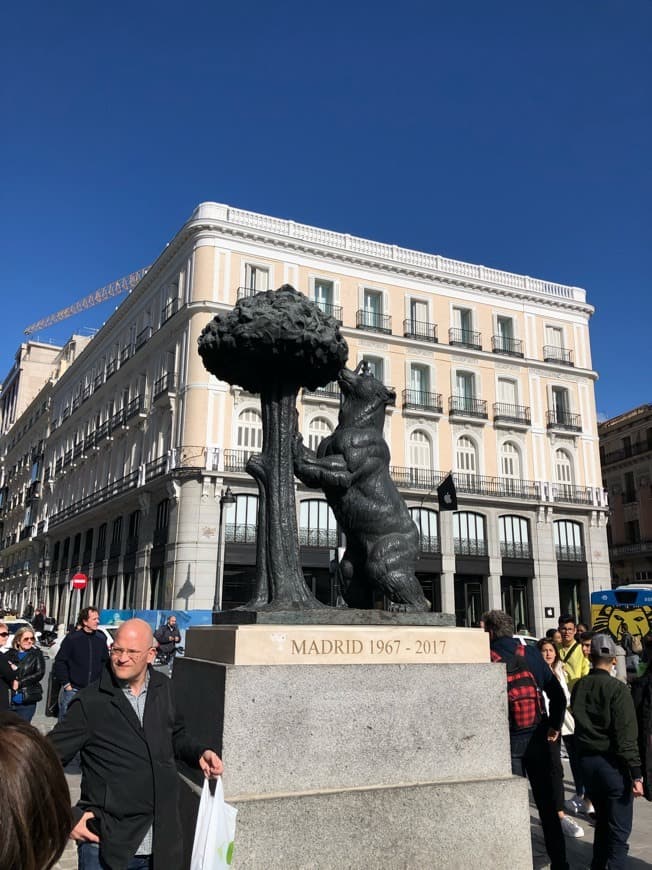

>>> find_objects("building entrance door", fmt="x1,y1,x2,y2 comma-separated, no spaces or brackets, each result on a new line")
454,575,485,627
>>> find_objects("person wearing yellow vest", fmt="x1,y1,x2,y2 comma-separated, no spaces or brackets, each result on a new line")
558,615,590,690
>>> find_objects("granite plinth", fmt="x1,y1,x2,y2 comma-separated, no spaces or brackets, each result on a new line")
213,608,455,626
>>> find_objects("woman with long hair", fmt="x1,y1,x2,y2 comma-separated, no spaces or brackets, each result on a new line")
537,637,585,838
0,622,14,711
6,626,45,722
0,712,72,870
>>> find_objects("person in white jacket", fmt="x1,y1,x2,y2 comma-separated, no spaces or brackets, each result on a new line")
538,638,585,838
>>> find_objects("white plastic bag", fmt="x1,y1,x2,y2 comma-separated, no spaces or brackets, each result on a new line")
190,777,238,869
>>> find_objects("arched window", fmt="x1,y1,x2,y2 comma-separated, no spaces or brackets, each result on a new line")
237,408,263,450
454,511,487,556
224,494,258,543
307,417,333,452
499,515,531,559
500,442,521,479
554,449,574,499
409,430,433,470
456,436,478,486
409,507,439,553
299,499,338,547
554,520,584,561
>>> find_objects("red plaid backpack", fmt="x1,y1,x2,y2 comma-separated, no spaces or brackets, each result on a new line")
491,644,544,731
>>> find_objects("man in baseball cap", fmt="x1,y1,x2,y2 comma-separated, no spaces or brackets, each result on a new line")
571,632,643,869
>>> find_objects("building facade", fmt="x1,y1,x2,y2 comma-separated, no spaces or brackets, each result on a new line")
0,203,609,633
599,405,652,585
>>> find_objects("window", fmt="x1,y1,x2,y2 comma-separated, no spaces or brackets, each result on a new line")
237,409,263,450
409,364,430,396
360,289,384,330
155,498,169,530
545,326,564,349
409,507,439,553
554,449,574,497
410,299,428,324
500,442,521,479
554,520,584,561
454,307,473,334
299,499,338,547
499,516,531,558
455,372,475,411
409,430,432,469
111,517,123,545
224,494,258,543
456,436,477,480
454,511,487,556
497,378,517,408
361,355,384,382
245,264,269,292
496,316,514,343
307,417,333,452
623,471,636,504
625,520,641,544
128,510,140,539
314,279,334,309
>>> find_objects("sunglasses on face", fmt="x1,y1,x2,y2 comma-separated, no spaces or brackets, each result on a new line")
0,632,8,637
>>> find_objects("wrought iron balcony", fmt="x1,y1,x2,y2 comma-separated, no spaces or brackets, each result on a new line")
418,535,440,554
303,382,340,401
454,538,488,557
94,373,104,390
610,540,652,558
551,484,594,505
546,410,582,432
602,439,652,466
145,456,167,481
449,395,488,419
543,345,574,366
390,467,442,491
223,449,257,473
356,309,392,334
555,544,586,562
455,474,541,500
153,372,177,402
402,390,443,413
403,319,438,343
299,528,339,548
135,325,153,350
493,403,531,425
105,359,119,379
73,443,83,461
314,300,343,324
120,345,132,365
491,335,523,357
501,541,532,559
225,523,257,544
125,395,146,421
161,297,180,324
236,285,263,300
448,328,481,351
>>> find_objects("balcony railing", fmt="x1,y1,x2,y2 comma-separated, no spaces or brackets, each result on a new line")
448,328,481,351
161,297,180,324
314,300,343,324
418,535,440,554
48,470,139,528
94,373,104,390
493,403,531,425
299,528,339,548
402,390,443,413
303,382,340,400
500,541,532,559
546,410,582,432
454,538,488,557
236,285,262,300
145,456,168,481
556,544,586,562
551,484,594,505
223,449,256,473
125,395,146,420
449,395,488,419
491,335,523,357
73,442,84,461
403,319,438,343
120,345,132,365
356,309,392,334
225,523,257,543
543,345,574,366
610,540,652,558
153,372,177,401
135,325,153,350
602,440,652,466
390,466,443,490
105,359,119,379
19,525,33,541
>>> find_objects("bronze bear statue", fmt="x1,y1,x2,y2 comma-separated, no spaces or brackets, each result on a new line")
293,362,430,611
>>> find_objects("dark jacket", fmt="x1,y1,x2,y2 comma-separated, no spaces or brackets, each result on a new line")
631,668,652,799
48,663,206,870
53,628,109,689
0,652,13,711
571,668,642,780
6,647,45,694
154,622,181,655
490,636,566,733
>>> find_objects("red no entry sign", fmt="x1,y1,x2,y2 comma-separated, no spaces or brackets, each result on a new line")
71,572,88,590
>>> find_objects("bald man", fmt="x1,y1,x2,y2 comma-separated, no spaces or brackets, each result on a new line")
49,619,223,870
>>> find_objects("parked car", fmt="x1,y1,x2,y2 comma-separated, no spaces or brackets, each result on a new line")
1,619,34,653
514,633,538,648
47,625,118,659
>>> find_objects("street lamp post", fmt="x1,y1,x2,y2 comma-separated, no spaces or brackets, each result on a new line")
213,486,236,612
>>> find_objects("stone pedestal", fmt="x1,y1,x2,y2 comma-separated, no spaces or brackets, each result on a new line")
175,625,532,869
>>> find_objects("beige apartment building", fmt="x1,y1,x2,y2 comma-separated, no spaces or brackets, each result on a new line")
599,404,652,585
0,203,609,634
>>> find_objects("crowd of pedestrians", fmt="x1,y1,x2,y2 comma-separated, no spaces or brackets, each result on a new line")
484,609,652,870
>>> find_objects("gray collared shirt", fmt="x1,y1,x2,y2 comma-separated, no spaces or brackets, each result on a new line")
120,671,153,856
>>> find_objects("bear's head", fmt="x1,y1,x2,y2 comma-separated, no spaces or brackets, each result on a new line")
337,362,396,429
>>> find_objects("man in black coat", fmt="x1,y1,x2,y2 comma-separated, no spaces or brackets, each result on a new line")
154,615,181,664
54,606,110,720
48,618,223,869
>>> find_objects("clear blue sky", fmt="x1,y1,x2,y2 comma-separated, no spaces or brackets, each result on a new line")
1,0,649,419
